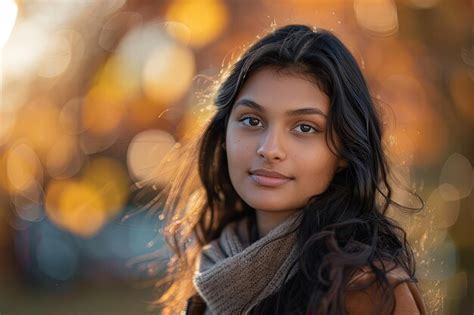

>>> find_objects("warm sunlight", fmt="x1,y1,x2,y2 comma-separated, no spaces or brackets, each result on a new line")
0,0,18,49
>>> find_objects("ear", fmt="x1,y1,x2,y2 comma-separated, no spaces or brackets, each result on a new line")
336,159,348,172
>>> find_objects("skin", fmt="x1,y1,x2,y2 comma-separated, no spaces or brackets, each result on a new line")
225,67,347,238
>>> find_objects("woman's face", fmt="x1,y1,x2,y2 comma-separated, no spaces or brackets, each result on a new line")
225,67,346,212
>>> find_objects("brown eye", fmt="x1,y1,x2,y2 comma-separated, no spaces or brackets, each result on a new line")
294,124,318,134
239,116,263,128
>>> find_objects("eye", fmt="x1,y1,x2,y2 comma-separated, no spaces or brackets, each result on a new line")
239,115,263,128
238,116,319,134
293,124,319,134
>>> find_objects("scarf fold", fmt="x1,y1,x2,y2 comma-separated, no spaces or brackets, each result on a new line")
192,211,303,315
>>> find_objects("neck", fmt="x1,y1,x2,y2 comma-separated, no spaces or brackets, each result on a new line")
255,209,299,238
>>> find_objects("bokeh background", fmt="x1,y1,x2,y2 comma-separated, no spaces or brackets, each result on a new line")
0,0,473,314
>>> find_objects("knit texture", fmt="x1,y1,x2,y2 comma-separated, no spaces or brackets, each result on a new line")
192,211,303,315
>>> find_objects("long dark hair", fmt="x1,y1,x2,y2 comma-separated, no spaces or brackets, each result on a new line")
153,24,422,314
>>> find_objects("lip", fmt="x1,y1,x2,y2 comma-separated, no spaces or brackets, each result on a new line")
250,169,292,179
249,169,293,187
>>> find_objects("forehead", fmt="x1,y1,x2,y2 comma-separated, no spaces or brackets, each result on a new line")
234,67,329,115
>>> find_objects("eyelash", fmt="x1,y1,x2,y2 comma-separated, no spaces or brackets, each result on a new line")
238,115,320,134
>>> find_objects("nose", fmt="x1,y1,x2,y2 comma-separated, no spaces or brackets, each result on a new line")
256,127,287,161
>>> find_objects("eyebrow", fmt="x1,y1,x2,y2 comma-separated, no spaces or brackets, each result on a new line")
234,98,327,118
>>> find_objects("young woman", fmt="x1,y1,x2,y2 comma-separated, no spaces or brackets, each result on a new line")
153,24,427,314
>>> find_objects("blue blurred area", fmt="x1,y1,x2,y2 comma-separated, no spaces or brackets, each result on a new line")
13,206,166,285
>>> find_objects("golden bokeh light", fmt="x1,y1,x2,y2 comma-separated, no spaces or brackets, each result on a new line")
380,75,447,166
439,153,473,200
82,56,133,136
45,179,107,238
115,22,196,118
44,179,64,218
142,42,195,105
166,0,228,47
45,157,129,237
59,98,86,135
59,182,108,237
354,0,398,36
82,87,126,136
163,21,192,46
127,129,176,185
5,143,43,194
12,100,63,158
91,55,137,102
46,134,83,179
81,157,129,218
37,30,73,78
12,180,44,222
114,22,166,96
427,186,461,229
79,130,119,155
99,11,143,52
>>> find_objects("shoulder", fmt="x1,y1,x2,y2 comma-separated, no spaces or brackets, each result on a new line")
344,264,427,315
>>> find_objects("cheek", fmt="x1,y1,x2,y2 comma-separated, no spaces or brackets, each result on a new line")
226,124,257,158
227,147,253,175
225,131,253,176
295,151,339,190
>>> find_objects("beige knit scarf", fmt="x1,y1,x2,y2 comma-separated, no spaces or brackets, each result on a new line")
192,211,303,315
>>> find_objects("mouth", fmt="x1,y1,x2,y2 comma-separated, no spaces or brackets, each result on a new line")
249,172,292,187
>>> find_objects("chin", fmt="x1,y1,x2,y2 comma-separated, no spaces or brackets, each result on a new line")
243,198,293,212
